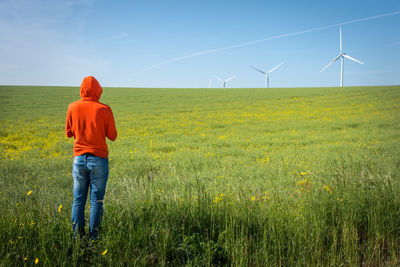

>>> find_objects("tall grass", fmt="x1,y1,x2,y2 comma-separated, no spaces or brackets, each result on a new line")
1,85,399,265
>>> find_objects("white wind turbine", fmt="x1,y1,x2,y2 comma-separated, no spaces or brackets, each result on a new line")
321,27,364,87
250,62,283,88
214,75,237,88
208,77,212,88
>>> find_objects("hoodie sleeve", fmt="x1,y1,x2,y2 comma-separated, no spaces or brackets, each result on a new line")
65,105,74,138
106,108,117,141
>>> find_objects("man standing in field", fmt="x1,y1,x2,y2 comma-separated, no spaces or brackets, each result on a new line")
66,76,117,240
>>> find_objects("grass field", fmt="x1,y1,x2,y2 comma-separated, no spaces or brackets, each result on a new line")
1,85,400,266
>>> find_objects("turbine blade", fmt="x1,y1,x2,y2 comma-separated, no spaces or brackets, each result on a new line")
214,75,224,82
340,27,342,54
320,55,341,72
343,54,364,64
267,62,284,74
250,66,266,74
225,75,237,82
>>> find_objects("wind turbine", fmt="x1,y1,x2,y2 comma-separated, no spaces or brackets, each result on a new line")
208,77,212,88
320,27,364,87
250,62,283,88
214,75,237,88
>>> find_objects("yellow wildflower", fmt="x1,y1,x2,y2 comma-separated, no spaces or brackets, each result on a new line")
213,196,222,204
257,156,270,163
300,171,307,176
251,196,256,202
35,257,39,264
102,249,108,255
24,257,28,261
58,204,63,213
323,185,333,195
297,179,309,186
27,191,32,196
206,152,215,158
213,193,225,204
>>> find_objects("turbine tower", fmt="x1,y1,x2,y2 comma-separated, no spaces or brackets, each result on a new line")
321,27,364,87
214,75,237,88
250,62,283,88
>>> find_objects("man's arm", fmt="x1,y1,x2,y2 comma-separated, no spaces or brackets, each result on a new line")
106,108,117,141
65,106,74,138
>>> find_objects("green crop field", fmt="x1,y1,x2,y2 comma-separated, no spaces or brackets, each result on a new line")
1,85,400,266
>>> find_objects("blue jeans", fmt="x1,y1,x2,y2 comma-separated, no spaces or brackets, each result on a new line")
71,153,109,240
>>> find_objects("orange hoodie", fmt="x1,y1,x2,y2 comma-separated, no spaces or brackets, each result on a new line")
66,76,117,158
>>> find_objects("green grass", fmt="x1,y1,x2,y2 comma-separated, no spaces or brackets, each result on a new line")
1,85,400,266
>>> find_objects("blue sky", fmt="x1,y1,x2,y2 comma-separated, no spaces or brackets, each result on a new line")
0,0,399,88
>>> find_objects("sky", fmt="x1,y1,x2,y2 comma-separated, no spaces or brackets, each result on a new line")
0,0,399,88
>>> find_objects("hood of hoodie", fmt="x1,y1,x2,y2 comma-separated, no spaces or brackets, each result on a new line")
80,76,102,101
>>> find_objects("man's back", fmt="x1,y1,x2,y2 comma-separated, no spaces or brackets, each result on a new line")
66,76,117,158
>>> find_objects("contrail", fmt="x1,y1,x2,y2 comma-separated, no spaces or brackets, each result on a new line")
142,11,400,72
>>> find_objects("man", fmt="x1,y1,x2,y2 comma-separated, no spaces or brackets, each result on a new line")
66,76,117,240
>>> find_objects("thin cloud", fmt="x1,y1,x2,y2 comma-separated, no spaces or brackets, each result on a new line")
142,11,400,73
0,0,108,86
